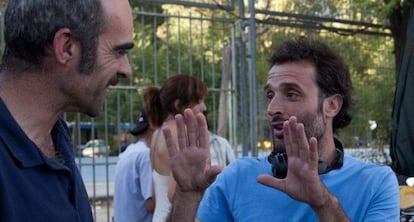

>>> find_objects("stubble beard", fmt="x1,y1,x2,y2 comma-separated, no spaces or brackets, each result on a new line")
86,90,105,117
272,109,326,154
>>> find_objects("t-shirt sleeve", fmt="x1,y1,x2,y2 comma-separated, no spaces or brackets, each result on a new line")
363,166,400,221
196,178,233,221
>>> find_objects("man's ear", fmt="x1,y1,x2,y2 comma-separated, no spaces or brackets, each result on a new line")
52,28,76,65
323,94,343,118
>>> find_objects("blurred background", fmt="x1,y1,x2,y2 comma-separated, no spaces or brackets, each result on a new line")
1,0,412,221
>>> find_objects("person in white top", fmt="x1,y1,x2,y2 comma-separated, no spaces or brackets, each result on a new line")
143,74,208,222
204,110,236,167
209,132,236,167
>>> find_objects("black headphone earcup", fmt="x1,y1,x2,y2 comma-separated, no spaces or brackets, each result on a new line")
318,148,345,174
270,147,344,178
271,153,288,179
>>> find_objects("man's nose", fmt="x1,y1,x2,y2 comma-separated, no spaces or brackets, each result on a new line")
118,56,132,79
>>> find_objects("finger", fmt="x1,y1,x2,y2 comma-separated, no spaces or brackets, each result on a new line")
175,114,187,150
162,125,177,158
283,120,291,156
257,175,285,192
192,165,222,191
308,137,319,171
184,109,196,147
205,165,222,184
196,113,209,151
295,123,310,163
194,113,201,146
284,116,299,158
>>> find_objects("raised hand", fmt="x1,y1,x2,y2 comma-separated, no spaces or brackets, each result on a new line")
257,116,349,221
257,116,329,208
162,108,222,193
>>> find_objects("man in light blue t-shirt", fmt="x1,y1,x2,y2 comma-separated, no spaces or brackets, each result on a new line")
162,37,400,222
114,110,155,222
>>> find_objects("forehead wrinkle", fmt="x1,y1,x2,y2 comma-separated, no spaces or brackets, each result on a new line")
268,68,316,92
265,77,303,91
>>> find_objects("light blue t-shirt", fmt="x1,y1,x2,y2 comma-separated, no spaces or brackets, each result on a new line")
114,141,153,222
197,155,399,222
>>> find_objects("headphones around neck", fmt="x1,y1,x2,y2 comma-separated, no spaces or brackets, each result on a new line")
268,139,344,179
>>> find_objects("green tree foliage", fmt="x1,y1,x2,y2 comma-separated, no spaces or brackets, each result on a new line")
252,1,397,147
125,1,401,149
0,1,406,152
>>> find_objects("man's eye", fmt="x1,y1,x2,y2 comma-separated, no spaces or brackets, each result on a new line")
118,49,128,55
286,91,299,99
266,92,274,101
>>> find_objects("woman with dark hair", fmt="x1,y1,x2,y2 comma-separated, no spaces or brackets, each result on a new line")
144,74,207,222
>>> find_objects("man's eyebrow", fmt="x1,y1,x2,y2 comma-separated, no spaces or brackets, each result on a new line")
114,42,134,51
280,82,299,88
263,82,300,91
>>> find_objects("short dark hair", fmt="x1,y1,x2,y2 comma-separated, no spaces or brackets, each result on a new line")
268,36,354,132
2,0,105,73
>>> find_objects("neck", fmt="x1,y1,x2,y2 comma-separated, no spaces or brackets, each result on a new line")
316,133,338,167
38,135,56,158
143,130,153,147
0,70,60,158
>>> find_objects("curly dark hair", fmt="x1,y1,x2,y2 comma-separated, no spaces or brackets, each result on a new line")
267,36,354,132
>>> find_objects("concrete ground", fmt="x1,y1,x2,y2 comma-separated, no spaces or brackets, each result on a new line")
86,182,114,222
91,199,113,222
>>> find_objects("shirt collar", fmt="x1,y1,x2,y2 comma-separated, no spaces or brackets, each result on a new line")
0,97,72,169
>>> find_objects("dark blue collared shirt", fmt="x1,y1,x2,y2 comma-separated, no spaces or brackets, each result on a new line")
0,98,93,222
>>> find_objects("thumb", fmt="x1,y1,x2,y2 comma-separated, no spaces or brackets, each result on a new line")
257,175,285,191
205,165,223,187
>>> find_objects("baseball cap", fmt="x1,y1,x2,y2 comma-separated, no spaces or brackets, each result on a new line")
130,110,149,136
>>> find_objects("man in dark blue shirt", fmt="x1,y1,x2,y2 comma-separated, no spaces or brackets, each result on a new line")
0,0,135,221
0,101,92,221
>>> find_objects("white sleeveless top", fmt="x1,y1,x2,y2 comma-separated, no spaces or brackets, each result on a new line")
152,170,171,222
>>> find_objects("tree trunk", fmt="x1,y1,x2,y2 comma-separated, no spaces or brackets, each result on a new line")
217,44,232,137
384,0,412,78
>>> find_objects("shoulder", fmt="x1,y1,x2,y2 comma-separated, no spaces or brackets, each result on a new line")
217,136,231,146
151,128,169,149
219,156,270,178
201,156,273,209
344,155,395,175
209,134,231,146
121,142,150,158
338,156,398,190
130,140,150,150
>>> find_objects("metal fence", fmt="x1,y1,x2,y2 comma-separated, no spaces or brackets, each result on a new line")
0,1,395,221
77,2,393,221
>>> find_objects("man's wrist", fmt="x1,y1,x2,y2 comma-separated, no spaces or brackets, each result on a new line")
311,193,335,211
167,189,204,222
175,189,204,202
310,193,349,222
